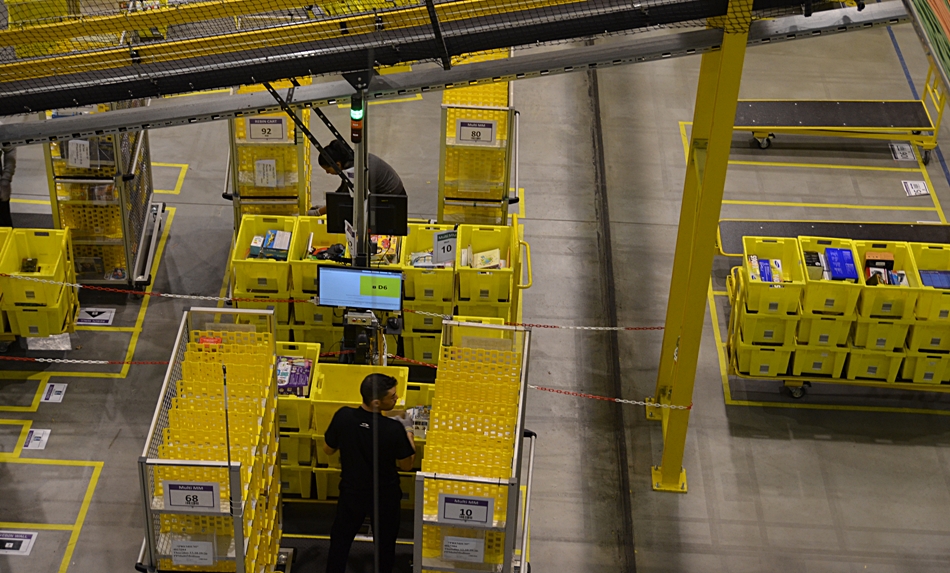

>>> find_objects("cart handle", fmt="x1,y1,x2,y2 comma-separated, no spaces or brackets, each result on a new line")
517,240,532,290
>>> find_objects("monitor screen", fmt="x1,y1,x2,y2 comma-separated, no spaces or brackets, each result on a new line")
318,266,403,312
326,192,353,234
369,194,408,236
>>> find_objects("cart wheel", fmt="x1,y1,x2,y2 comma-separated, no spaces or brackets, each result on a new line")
788,385,806,399
913,130,922,135
923,149,932,165
755,135,772,150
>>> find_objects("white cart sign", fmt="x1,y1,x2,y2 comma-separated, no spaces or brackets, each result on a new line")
433,230,457,264
443,536,485,563
903,180,930,197
41,382,67,403
456,120,496,145
0,531,37,555
254,159,278,188
248,117,286,141
22,429,50,450
171,540,215,566
439,494,493,525
163,481,220,513
77,307,115,326
890,143,916,161
67,140,91,168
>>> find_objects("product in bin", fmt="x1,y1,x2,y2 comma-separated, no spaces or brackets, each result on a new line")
371,235,400,265
409,250,452,268
472,248,502,269
803,251,823,280
262,229,292,260
249,235,265,258
277,356,312,396
757,258,773,283
825,248,858,281
920,270,950,289
865,251,895,271
20,258,38,273
410,405,430,439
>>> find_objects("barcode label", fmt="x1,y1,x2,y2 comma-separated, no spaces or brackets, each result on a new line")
824,299,835,308
881,302,893,312
931,337,942,346
941,310,949,319
424,288,435,298
812,361,823,370
819,334,829,344
768,302,779,311
867,365,878,375
876,338,886,348
924,372,935,381
759,364,770,374
764,330,774,340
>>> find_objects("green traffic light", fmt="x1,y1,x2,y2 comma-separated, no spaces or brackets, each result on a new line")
350,107,364,120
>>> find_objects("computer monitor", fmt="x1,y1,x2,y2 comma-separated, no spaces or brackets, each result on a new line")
326,192,408,236
326,192,353,234
318,266,403,312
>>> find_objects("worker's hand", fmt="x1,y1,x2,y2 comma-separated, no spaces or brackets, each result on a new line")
390,410,413,429
0,181,10,201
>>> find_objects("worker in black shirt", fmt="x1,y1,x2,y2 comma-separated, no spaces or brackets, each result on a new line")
310,139,406,215
323,373,415,573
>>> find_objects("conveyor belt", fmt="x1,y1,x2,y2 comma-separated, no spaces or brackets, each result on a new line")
717,219,950,256
734,100,932,130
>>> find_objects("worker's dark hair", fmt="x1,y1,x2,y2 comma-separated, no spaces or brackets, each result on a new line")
317,139,354,169
360,373,397,404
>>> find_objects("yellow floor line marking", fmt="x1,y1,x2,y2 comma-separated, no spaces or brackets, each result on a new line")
153,162,189,195
0,419,31,458
707,280,734,403
165,89,231,98
916,148,948,224
379,64,413,75
679,121,690,163
337,93,422,108
729,159,921,173
75,325,138,332
0,456,101,467
712,290,727,296
0,521,75,531
0,374,50,412
722,199,937,211
59,461,103,573
10,197,51,205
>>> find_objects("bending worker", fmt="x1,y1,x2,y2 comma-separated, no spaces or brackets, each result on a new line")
311,139,406,215
323,373,415,573
0,144,17,227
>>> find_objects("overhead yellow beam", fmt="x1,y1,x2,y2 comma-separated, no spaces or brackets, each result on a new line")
0,0,315,48
0,0,582,85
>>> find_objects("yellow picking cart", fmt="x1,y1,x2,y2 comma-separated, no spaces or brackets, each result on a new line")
853,241,921,320
742,236,805,314
798,236,863,315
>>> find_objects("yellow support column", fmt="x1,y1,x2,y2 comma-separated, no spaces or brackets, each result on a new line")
650,2,752,492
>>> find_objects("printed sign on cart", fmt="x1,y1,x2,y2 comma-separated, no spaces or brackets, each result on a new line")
41,383,67,403
163,481,220,513
171,540,215,566
903,180,930,197
248,117,287,141
890,143,916,161
76,307,115,326
433,230,457,264
442,536,485,563
439,494,494,525
67,140,90,168
22,429,50,450
0,531,37,556
456,120,496,145
254,159,278,188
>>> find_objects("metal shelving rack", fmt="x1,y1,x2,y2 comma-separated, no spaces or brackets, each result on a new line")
44,101,166,288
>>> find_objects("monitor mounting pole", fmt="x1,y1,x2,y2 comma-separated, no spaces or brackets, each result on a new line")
346,69,374,268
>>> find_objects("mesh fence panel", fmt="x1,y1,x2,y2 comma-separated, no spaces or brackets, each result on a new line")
0,0,816,114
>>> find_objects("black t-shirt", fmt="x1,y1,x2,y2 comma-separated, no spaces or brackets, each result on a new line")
334,154,406,196
324,406,414,492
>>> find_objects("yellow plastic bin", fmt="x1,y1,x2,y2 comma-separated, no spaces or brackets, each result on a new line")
314,466,342,501
232,215,296,292
7,286,79,337
791,345,849,377
853,241,921,320
311,364,409,433
232,289,292,324
276,341,321,431
798,311,853,347
734,330,793,377
456,301,511,322
737,304,799,346
456,225,515,303
742,237,805,314
280,463,313,498
400,223,456,302
291,325,342,351
314,434,342,467
403,301,453,333
845,348,904,382
852,317,912,351
0,228,70,307
292,300,343,327
900,352,950,384
910,242,950,321
907,322,950,353
402,333,442,364
797,236,863,315
279,433,313,466
288,216,347,295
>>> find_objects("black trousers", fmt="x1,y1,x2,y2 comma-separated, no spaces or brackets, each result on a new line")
0,200,11,227
326,486,402,573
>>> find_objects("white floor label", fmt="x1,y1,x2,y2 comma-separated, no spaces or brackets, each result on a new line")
890,143,915,161
903,180,930,197
22,429,50,450
41,383,67,403
0,531,37,555
76,307,116,326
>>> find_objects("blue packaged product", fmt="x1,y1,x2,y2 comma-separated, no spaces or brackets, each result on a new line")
758,259,773,283
825,248,858,281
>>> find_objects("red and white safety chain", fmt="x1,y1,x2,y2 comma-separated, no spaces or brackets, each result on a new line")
403,309,664,332
528,384,691,409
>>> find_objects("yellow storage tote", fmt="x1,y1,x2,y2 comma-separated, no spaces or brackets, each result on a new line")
0,228,9,305
734,331,793,377
853,241,921,320
7,286,78,338
907,322,950,353
232,215,296,292
276,341,321,431
314,434,342,467
279,433,313,465
280,464,313,498
288,216,347,295
0,229,70,307
845,348,904,383
232,289,291,324
852,317,911,351
291,325,342,351
742,237,804,314
311,364,409,433
910,242,950,321
791,345,848,377
456,301,511,322
401,223,456,302
900,352,950,384
737,304,798,346
798,312,853,347
456,225,514,302
292,300,343,327
797,236,863,315
403,301,453,333
402,333,442,364
313,467,342,501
